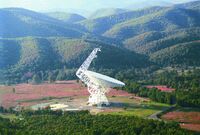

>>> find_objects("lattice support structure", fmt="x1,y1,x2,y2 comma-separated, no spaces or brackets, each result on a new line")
87,83,109,106
76,48,109,106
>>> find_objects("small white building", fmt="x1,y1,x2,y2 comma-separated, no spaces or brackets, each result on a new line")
50,103,69,111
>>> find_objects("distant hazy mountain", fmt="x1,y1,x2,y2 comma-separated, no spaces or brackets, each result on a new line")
46,12,86,23
126,0,173,10
175,0,200,10
89,8,127,19
80,6,165,34
0,8,86,38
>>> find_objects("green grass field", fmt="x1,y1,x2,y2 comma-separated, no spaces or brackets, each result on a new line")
101,97,170,117
0,113,17,120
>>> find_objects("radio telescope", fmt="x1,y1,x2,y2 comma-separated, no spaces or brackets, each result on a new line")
76,48,125,106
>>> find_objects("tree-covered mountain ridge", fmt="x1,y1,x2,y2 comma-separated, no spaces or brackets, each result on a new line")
0,37,152,84
0,0,200,84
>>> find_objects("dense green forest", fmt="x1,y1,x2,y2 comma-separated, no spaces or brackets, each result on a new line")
0,110,192,135
0,37,150,84
122,69,200,107
1,1,200,84
150,41,200,66
0,2,200,84
124,28,200,54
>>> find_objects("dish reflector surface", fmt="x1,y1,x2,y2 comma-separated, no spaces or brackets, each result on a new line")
85,70,125,88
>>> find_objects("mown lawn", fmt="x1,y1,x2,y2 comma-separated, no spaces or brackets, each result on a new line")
102,108,158,117
101,97,171,117
0,113,18,120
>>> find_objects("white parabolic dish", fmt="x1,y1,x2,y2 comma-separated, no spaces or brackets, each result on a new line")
76,48,125,106
85,70,125,88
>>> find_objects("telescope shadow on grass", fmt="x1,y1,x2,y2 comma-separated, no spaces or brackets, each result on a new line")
107,102,168,111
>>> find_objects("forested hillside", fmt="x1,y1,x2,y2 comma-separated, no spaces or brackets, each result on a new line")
0,1,200,84
104,7,200,39
124,28,200,54
0,37,148,70
78,1,200,67
80,6,165,34
0,37,150,84
150,41,200,66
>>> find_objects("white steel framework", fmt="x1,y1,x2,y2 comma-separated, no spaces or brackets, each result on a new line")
76,48,109,106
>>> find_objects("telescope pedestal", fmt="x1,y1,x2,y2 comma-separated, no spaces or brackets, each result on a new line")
87,85,109,106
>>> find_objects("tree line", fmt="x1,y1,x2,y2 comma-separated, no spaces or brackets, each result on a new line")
122,69,200,107
0,109,192,135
